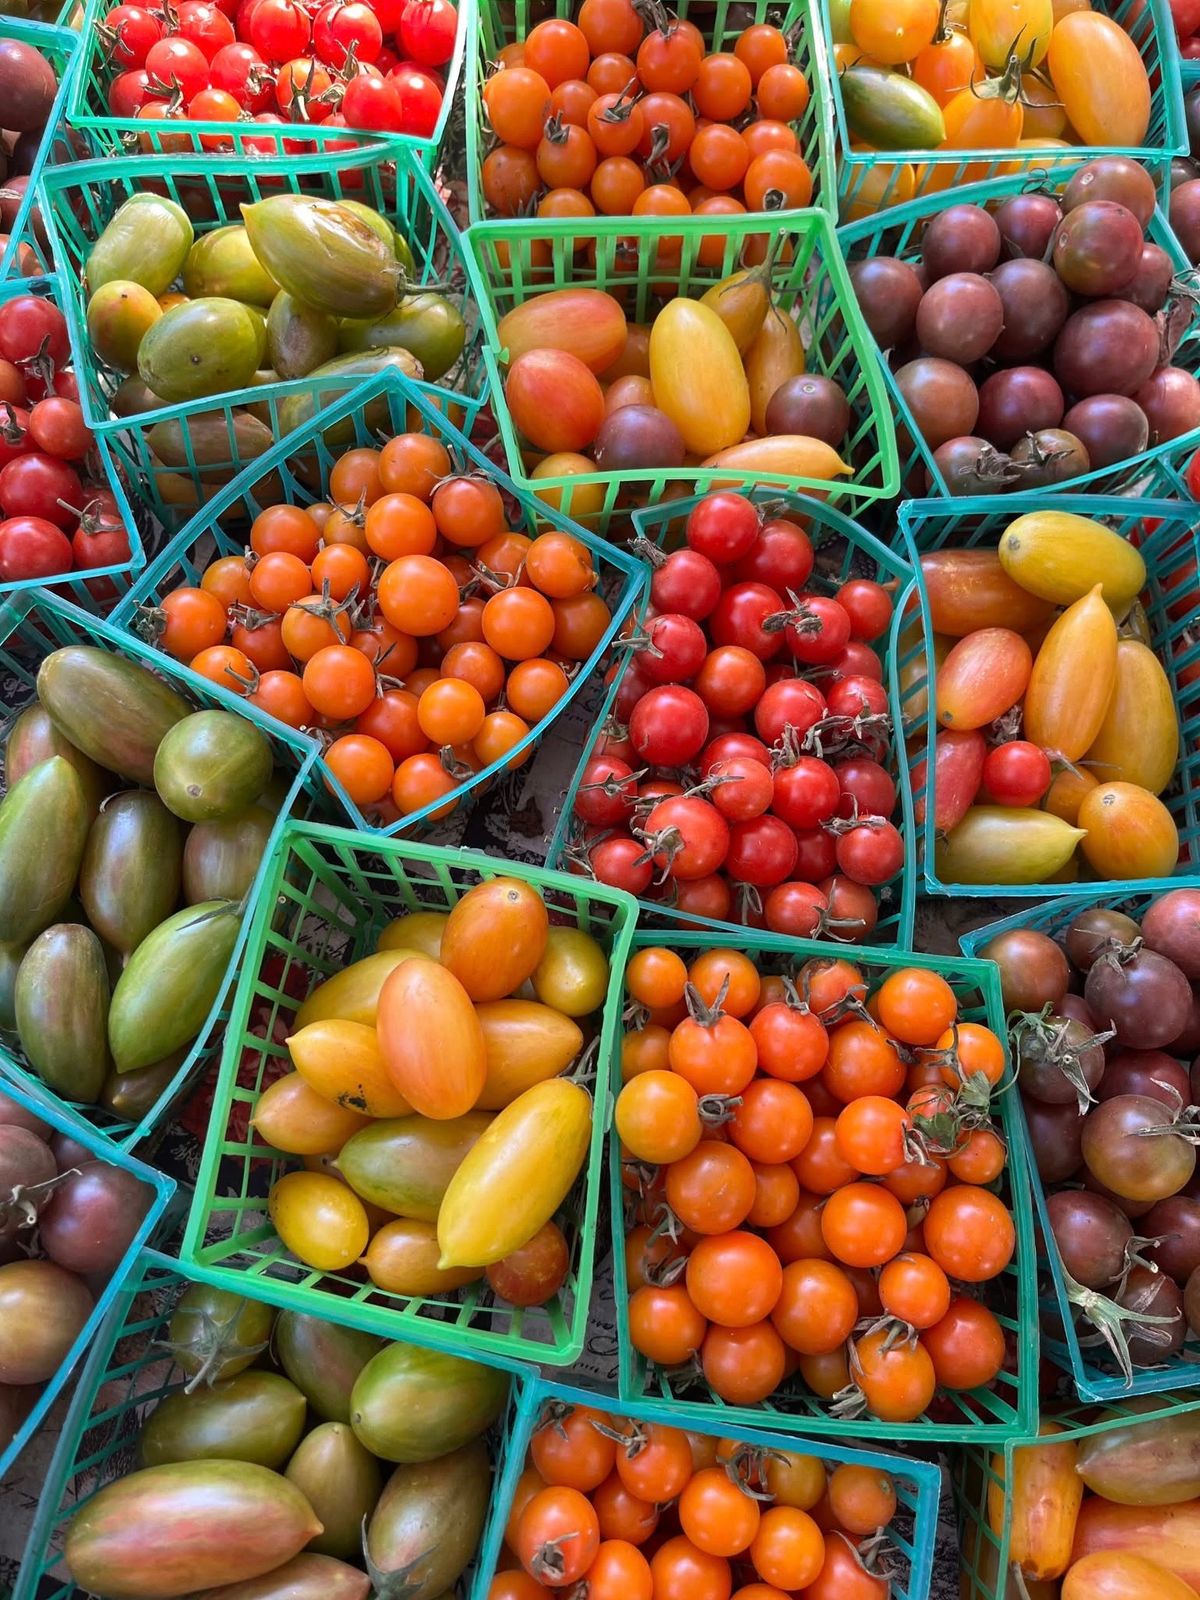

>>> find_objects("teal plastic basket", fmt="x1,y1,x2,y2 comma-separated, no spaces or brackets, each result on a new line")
0,588,322,1149
15,1249,532,1600
466,0,837,223
0,17,79,282
0,1085,175,1485
463,207,900,521
897,491,1200,899
962,891,1200,1400
612,928,1039,1444
474,1377,942,1600
827,0,1187,216
39,144,485,438
546,487,919,950
65,0,466,167
837,162,1198,499
112,367,647,839
178,818,638,1369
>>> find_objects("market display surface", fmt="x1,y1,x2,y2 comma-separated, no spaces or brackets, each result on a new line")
3,1,1200,1598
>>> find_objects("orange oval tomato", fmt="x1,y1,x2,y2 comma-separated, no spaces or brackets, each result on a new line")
1046,12,1151,146
440,877,550,1001
1062,1552,1200,1600
250,1071,371,1155
505,349,605,454
286,1018,412,1118
969,0,1051,69
376,956,486,1117
268,1171,369,1272
935,628,1032,730
1024,585,1117,762
1077,782,1180,881
919,550,1055,637
497,288,628,374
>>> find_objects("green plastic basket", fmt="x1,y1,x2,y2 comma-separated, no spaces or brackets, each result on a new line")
111,367,646,838
954,1387,1200,1600
0,588,323,1150
65,0,466,167
0,1086,175,1486
465,0,837,223
39,144,485,438
827,0,1187,216
474,1377,942,1600
0,17,79,282
545,486,919,949
15,1249,532,1600
178,818,638,1369
962,891,1200,1400
896,491,1200,899
463,207,900,521
837,164,1199,500
612,927,1039,1444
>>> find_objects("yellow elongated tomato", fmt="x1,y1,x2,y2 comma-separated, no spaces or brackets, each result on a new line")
1024,585,1117,761
1063,1552,1200,1600
1047,12,1150,145
533,926,609,1017
700,269,772,355
699,435,851,481
476,1000,584,1109
287,1019,412,1118
436,1078,592,1268
851,0,941,66
649,299,751,456
1083,641,1179,795
922,548,1056,636
934,806,1084,884
1020,73,1067,138
295,948,419,1030
250,1072,371,1156
745,305,806,436
936,627,1032,730
360,1218,482,1296
1077,782,1180,881
997,511,1147,611
990,1424,1082,1581
840,157,916,221
376,957,486,1118
1044,766,1098,827
377,911,447,958
269,1171,369,1271
439,878,549,1002
969,0,1051,68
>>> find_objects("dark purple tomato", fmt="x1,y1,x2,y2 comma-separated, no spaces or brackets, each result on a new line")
1058,992,1100,1032
989,259,1071,362
1186,1265,1200,1337
894,357,980,449
1172,157,1200,189
0,1090,49,1139
38,1162,152,1276
976,367,1065,451
1081,1094,1197,1203
1052,201,1144,297
764,375,850,448
1096,1049,1191,1108
0,41,57,133
1061,394,1150,469
1115,242,1174,313
849,257,924,348
1174,991,1200,1056
920,204,1001,280
1118,1265,1185,1366
1085,947,1193,1049
1144,1195,1200,1283
1169,179,1200,265
1010,428,1090,487
930,436,1021,495
980,927,1070,1011
1142,890,1200,979
1045,1188,1131,1289
1065,907,1142,971
992,193,1062,259
0,1124,56,1238
1016,1013,1107,1107
915,272,1005,363
1024,1096,1084,1183
1062,156,1157,229
49,1132,93,1172
593,405,685,471
1134,367,1200,444
1054,300,1161,398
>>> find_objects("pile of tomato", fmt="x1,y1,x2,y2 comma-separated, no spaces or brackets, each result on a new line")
615,944,1017,1424
495,1399,906,1600
137,427,615,824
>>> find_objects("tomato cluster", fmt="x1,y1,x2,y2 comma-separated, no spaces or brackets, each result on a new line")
616,946,1015,1422
480,5,814,224
495,1402,903,1600
99,0,457,146
142,429,613,823
0,294,133,592
564,492,900,940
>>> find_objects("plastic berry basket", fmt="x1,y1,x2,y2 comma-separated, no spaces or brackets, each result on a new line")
826,0,1186,217
896,490,1200,899
111,366,647,839
465,0,837,223
0,16,79,283
0,587,322,1150
14,1249,531,1600
611,927,1039,1444
472,1377,942,1600
38,143,484,437
962,891,1200,1400
953,1386,1200,1600
545,486,918,950
178,818,638,1369
65,0,467,168
463,208,900,521
0,1087,175,1486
